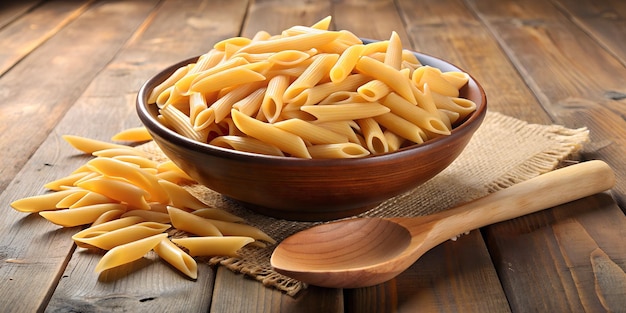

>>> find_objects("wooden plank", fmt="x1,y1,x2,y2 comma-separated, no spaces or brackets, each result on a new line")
466,0,626,209
345,234,511,313
241,0,331,38
0,0,158,192
0,1,162,312
397,0,552,124
552,0,626,66
331,0,411,44
40,0,250,311
0,0,91,76
483,193,626,312
0,0,42,29
211,268,342,313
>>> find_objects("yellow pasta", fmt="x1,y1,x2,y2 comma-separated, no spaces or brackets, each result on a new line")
191,208,245,223
95,233,168,274
167,206,222,237
55,189,89,208
197,218,275,244
158,180,207,210
73,216,145,242
144,17,477,158
77,176,150,211
307,143,371,159
111,127,152,142
112,155,159,169
121,209,171,224
91,209,126,226
300,102,390,123
44,172,91,191
63,135,135,154
154,238,198,279
357,118,388,154
11,189,81,213
231,109,311,158
209,135,285,156
73,222,170,250
171,236,254,257
39,203,128,227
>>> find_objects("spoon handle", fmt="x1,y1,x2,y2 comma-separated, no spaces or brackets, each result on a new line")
408,160,615,243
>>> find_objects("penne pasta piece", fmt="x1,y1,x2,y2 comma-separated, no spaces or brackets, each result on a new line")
188,49,225,75
330,44,365,82
212,81,265,123
319,91,366,104
355,56,417,104
374,112,427,144
171,236,254,257
199,218,275,244
357,79,391,102
148,65,190,104
431,92,477,121
237,31,342,54
167,206,222,237
383,130,406,152
310,15,332,30
77,176,151,211
73,222,170,250
214,36,252,51
44,172,91,191
191,208,245,223
154,238,198,279
209,135,285,156
292,74,369,106
91,209,126,226
441,71,469,89
55,190,89,208
86,157,168,203
94,233,168,274
307,143,371,159
315,120,361,144
112,155,158,169
157,160,194,181
121,209,171,224
39,203,128,227
283,53,339,102
357,118,388,154
189,67,266,95
267,49,313,66
382,92,451,136
160,104,208,142
73,216,145,242
62,135,135,154
412,65,459,97
384,31,403,70
273,119,349,145
262,75,290,123
175,57,249,95
11,189,81,213
188,92,208,124
110,127,152,142
92,147,147,158
231,109,312,158
232,87,266,117
158,180,207,210
300,102,390,123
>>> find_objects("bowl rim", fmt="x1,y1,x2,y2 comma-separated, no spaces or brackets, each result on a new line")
136,43,487,167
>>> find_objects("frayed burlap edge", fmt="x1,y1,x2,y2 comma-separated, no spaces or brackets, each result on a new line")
138,111,590,296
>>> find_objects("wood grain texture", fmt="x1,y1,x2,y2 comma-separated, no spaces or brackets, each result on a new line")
466,0,626,208
483,193,626,312
211,267,343,313
0,0,42,28
0,0,90,76
0,0,159,192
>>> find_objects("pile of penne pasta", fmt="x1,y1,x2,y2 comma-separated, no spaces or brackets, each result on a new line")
11,127,274,280
149,16,477,158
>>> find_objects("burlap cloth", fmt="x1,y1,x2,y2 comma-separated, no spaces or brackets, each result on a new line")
140,111,590,296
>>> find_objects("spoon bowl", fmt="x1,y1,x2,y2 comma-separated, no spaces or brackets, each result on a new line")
271,160,615,288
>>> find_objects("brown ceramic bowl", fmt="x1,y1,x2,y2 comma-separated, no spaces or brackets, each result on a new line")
136,48,487,221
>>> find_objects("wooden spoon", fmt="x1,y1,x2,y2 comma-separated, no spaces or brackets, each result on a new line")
270,160,615,288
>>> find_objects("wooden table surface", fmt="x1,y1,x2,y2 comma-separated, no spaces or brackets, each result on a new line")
1,0,625,312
